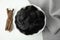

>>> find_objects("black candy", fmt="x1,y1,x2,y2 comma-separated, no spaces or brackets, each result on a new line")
15,5,45,35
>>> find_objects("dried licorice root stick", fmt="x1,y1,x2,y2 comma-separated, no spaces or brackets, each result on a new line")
5,8,14,32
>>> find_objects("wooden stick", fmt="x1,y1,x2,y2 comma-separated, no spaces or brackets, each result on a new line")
5,8,14,32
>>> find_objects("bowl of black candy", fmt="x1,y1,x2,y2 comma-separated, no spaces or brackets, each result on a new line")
15,5,46,35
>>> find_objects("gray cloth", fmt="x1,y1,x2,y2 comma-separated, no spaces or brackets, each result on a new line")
28,0,60,40
42,27,60,40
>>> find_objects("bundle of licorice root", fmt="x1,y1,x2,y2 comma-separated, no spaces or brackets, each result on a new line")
5,8,14,32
